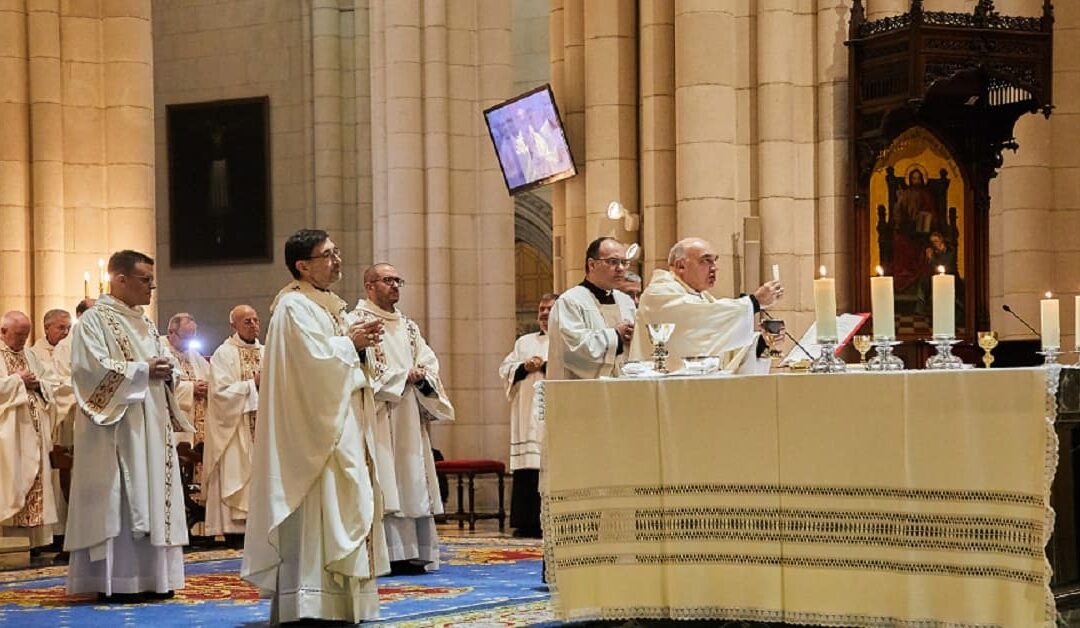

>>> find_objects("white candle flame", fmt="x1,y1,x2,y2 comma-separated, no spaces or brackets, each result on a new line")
937,265,945,275
875,265,884,277
83,271,90,281
819,265,827,278
1046,291,1053,299
98,258,105,269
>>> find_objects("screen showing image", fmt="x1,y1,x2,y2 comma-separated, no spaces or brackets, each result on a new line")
484,84,577,195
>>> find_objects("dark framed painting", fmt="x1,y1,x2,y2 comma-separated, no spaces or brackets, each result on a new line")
166,97,272,266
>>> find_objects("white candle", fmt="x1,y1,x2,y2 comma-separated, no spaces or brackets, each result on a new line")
98,258,106,295
1075,295,1080,351
1041,292,1060,350
870,266,895,339
931,266,954,337
83,271,90,300
772,264,780,282
814,265,838,341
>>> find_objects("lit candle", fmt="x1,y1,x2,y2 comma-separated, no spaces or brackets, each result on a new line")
931,266,954,337
103,273,111,295
83,271,90,300
1041,292,1060,350
97,259,105,295
870,266,895,339
813,265,838,341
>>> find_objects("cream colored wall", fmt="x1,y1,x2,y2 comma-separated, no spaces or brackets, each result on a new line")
0,1,155,336
152,1,317,346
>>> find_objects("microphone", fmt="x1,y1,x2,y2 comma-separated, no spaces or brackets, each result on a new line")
760,310,816,361
1002,304,1040,337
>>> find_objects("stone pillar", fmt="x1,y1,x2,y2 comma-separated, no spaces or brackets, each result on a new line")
583,0,638,245
674,1,739,295
0,2,31,316
559,0,586,285
638,0,675,276
549,0,567,290
311,0,344,238
370,0,515,462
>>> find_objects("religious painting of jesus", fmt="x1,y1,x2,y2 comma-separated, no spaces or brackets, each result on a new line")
869,126,966,338
166,97,272,266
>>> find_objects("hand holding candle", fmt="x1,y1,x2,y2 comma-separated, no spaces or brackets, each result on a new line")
870,266,895,339
813,266,838,341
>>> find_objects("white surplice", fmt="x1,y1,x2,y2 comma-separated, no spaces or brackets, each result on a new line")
546,284,636,380
243,281,387,624
498,332,548,471
629,269,769,374
28,335,72,533
0,341,58,548
164,343,210,446
202,334,262,536
65,294,193,596
354,299,454,569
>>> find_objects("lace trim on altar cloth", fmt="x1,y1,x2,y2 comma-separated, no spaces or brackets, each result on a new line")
1043,365,1062,625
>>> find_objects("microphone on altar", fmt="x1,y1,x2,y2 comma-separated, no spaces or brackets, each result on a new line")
1002,304,1040,337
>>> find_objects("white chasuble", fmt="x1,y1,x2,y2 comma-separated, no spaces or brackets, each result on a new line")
547,285,636,380
498,332,548,471
165,343,210,446
243,282,387,624
630,269,768,374
65,294,194,596
0,342,58,548
30,336,75,533
202,334,262,536
354,299,453,569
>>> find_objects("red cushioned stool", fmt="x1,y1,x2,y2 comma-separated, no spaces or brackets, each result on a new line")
434,459,506,531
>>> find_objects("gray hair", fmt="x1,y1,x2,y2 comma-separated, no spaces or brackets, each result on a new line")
667,237,707,266
167,312,195,334
623,271,642,284
43,308,71,326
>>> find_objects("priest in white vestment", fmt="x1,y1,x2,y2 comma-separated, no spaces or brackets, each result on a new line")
354,263,454,574
0,311,59,549
163,313,210,446
499,294,556,538
202,305,262,542
243,229,389,623
548,237,637,380
630,237,784,374
27,309,74,534
65,250,194,599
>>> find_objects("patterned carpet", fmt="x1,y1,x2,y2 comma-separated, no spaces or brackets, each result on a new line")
0,536,553,627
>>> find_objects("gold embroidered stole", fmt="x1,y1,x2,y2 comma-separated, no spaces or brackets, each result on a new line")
97,304,179,544
170,344,207,444
1,347,45,527
236,343,260,440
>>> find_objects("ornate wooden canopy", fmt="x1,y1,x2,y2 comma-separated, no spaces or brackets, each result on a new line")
847,0,1054,339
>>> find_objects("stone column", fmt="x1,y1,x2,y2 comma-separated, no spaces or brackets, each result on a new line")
638,0,675,276
0,2,31,316
583,0,638,245
559,0,586,285
674,1,739,295
549,0,567,290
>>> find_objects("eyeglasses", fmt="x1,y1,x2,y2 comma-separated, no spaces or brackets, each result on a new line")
126,274,155,285
375,277,406,288
306,248,342,261
591,257,632,269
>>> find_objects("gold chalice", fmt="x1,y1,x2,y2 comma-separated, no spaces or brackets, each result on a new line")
977,331,998,369
853,335,873,366
761,319,786,359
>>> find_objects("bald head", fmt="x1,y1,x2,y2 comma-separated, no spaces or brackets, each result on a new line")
667,237,718,292
229,305,260,343
0,311,32,352
364,262,403,311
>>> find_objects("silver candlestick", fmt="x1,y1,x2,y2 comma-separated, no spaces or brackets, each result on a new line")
867,337,905,371
925,335,963,369
810,338,846,373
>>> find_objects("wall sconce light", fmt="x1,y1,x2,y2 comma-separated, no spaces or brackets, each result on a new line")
607,201,640,232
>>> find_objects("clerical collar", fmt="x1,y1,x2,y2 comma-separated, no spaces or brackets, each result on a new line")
580,279,616,305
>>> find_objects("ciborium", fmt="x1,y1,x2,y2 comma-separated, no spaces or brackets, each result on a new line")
647,323,676,374
977,331,998,369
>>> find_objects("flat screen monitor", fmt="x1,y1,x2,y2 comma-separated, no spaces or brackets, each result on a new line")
483,84,577,195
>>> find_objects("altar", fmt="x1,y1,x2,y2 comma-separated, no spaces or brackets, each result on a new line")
540,369,1056,626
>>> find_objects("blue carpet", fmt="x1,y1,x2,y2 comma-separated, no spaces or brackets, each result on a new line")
0,537,552,626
